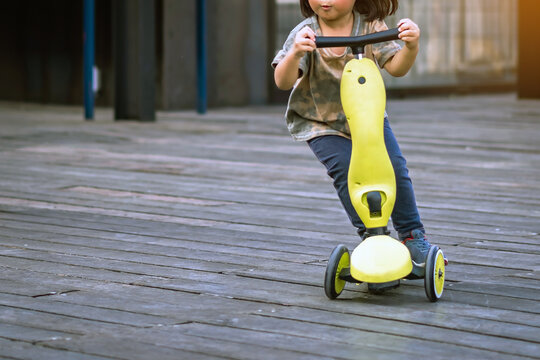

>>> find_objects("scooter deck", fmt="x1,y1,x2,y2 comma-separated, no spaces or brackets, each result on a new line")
350,235,413,283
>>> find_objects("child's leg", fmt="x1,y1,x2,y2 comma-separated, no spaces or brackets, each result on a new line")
384,118,431,274
382,118,425,237
307,135,366,235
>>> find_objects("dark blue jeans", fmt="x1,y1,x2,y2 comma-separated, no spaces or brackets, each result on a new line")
307,118,423,238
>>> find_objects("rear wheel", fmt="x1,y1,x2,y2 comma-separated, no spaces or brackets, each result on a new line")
425,246,445,302
324,245,350,299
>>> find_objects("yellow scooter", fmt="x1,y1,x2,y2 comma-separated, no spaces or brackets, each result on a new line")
316,29,446,302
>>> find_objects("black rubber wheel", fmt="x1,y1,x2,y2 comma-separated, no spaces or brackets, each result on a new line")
424,246,445,302
324,244,350,299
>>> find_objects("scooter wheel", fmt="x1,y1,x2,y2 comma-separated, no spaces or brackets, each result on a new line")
424,246,445,302
324,244,350,299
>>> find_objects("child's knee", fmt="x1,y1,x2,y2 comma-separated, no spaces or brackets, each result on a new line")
391,154,409,176
327,152,350,181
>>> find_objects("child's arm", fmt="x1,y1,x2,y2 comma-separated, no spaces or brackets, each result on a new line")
274,27,316,90
383,19,420,77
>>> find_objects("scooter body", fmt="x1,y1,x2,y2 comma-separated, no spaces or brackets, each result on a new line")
318,29,446,301
342,56,412,284
342,57,395,229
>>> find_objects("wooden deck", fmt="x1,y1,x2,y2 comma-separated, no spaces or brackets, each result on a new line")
0,95,539,359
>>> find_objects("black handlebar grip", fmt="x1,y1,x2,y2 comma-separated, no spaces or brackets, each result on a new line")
315,28,400,49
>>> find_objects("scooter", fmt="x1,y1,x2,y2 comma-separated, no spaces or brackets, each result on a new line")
316,29,446,302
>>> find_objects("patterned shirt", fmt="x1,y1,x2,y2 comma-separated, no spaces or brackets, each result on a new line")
272,12,401,141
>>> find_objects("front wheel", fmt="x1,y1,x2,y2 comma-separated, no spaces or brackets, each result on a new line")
424,246,445,302
324,245,350,299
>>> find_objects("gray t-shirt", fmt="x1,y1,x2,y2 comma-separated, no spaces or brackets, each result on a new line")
272,12,401,141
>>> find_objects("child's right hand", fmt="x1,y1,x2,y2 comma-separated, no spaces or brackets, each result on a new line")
274,26,316,90
292,26,316,58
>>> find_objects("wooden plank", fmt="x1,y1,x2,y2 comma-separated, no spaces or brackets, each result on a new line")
2,272,539,358
2,273,537,359
3,264,538,334
0,338,114,360
0,211,334,255
2,227,539,298
0,96,539,359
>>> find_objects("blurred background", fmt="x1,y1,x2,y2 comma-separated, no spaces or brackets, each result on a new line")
277,0,517,96
0,0,537,116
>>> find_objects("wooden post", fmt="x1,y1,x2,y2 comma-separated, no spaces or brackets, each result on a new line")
265,0,276,104
518,0,540,99
246,0,273,105
113,0,156,121
161,0,275,109
83,0,95,120
196,0,207,114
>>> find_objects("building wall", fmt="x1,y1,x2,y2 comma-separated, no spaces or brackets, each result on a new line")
161,0,274,109
0,1,83,104
0,0,118,106
0,0,519,108
274,0,517,92
0,0,273,109
517,0,540,99
161,1,197,109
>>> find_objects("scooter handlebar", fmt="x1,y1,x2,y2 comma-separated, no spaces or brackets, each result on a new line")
315,27,400,52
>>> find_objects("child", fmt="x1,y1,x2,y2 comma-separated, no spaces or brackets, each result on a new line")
272,0,431,281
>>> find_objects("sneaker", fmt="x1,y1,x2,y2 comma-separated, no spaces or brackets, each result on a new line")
400,229,431,277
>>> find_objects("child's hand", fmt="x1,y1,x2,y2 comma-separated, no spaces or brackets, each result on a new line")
292,26,316,58
398,19,420,50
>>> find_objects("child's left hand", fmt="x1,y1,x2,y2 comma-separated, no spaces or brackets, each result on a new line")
398,19,420,50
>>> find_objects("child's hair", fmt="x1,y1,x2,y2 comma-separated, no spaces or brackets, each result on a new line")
299,0,398,22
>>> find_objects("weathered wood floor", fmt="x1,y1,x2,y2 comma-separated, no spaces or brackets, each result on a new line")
0,95,539,359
